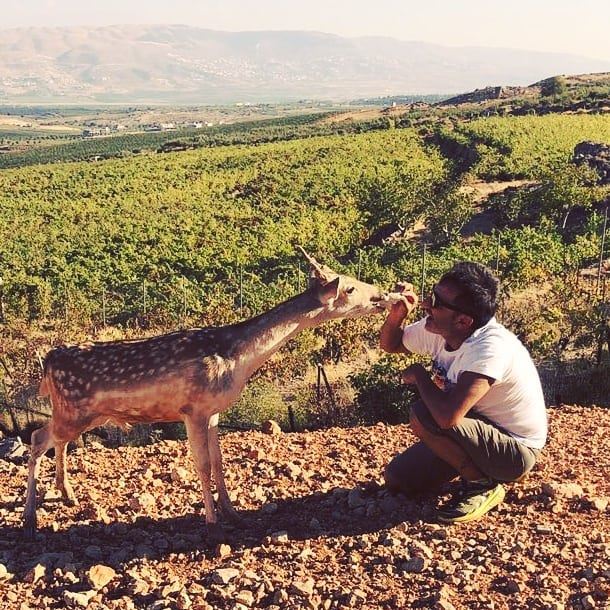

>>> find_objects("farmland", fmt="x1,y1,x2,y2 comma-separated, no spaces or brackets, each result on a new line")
0,98,609,428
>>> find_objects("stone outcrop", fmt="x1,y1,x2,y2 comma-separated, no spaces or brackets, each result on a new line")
440,85,536,106
573,141,610,185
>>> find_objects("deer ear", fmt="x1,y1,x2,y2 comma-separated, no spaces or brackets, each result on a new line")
308,267,336,287
316,276,341,305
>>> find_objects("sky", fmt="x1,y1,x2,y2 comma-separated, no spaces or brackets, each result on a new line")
3,0,609,62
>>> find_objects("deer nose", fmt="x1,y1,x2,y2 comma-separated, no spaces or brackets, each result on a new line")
372,291,388,307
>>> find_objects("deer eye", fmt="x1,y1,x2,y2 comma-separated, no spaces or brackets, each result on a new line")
346,286,356,294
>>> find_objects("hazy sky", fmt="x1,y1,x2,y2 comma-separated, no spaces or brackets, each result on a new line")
3,0,609,61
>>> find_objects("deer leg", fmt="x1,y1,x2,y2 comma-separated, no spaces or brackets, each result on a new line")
24,423,54,540
208,415,242,523
184,414,221,539
55,441,77,506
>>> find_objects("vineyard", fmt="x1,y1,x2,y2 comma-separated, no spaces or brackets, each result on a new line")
443,114,610,179
0,112,381,170
0,129,449,318
1,106,610,433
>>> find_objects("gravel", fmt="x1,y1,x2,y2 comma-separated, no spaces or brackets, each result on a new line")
0,405,608,609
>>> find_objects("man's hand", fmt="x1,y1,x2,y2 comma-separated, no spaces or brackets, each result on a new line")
389,282,418,318
401,363,425,385
379,281,418,354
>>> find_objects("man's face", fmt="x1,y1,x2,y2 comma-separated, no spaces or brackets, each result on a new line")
422,280,469,337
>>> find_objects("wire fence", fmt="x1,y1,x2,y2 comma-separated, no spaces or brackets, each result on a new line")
2,224,610,443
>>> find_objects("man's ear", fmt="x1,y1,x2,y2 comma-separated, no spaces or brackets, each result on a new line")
457,313,475,330
317,276,341,306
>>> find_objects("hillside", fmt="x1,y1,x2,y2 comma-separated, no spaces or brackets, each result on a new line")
1,25,609,103
438,72,610,107
0,405,608,609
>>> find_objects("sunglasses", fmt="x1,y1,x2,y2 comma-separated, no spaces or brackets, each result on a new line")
430,285,470,316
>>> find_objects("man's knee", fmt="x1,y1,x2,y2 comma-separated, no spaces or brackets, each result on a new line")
409,401,443,440
384,444,457,494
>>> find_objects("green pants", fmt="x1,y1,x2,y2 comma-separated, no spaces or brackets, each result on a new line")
386,401,540,493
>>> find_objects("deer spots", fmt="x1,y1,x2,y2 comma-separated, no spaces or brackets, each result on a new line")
45,326,229,402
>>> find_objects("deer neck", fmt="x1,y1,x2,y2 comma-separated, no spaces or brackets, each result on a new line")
230,291,326,379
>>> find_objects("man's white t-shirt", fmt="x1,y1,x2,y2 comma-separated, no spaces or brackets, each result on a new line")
402,317,547,449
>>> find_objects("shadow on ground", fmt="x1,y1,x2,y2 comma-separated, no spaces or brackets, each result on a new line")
0,481,446,576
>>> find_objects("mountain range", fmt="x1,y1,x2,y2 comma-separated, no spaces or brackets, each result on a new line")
1,25,609,104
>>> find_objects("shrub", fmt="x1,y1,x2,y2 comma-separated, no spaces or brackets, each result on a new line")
349,354,419,424
541,76,567,98
221,378,289,429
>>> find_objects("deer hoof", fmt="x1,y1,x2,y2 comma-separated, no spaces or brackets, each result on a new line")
23,519,37,541
219,504,243,524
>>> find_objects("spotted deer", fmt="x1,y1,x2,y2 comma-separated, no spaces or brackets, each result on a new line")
24,250,401,539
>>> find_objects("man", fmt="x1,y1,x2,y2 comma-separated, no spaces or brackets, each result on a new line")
380,262,547,523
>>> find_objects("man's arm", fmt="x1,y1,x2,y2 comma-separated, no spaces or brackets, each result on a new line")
379,283,418,354
403,365,493,429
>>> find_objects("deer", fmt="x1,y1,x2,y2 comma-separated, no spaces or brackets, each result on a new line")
23,249,403,540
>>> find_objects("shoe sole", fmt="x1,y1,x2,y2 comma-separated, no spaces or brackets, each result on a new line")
438,485,506,524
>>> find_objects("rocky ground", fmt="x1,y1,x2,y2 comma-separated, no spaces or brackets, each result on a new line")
0,405,608,610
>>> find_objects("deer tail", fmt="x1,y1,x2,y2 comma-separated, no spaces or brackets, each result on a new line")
38,352,55,397
39,374,50,397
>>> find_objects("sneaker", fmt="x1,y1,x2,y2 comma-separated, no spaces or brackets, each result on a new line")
437,478,505,524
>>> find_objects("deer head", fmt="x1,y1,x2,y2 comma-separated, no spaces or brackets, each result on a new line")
298,247,387,319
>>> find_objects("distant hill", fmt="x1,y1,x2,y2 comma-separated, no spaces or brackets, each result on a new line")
1,25,609,104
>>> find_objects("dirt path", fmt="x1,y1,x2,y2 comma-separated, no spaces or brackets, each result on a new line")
459,179,538,237
460,180,537,204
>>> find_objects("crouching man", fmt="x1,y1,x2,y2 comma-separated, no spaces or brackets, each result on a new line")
380,262,547,523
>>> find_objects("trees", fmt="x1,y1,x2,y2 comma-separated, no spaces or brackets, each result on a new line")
541,76,568,98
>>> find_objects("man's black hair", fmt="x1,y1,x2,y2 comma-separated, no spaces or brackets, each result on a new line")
441,262,499,329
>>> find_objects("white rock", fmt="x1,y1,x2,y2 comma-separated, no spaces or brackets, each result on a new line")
286,463,302,478
24,563,46,584
591,497,609,512
63,590,96,608
87,564,116,590
542,482,584,499
235,590,255,606
261,420,282,436
129,492,156,512
269,531,289,544
211,568,240,585
0,437,27,459
291,578,315,596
